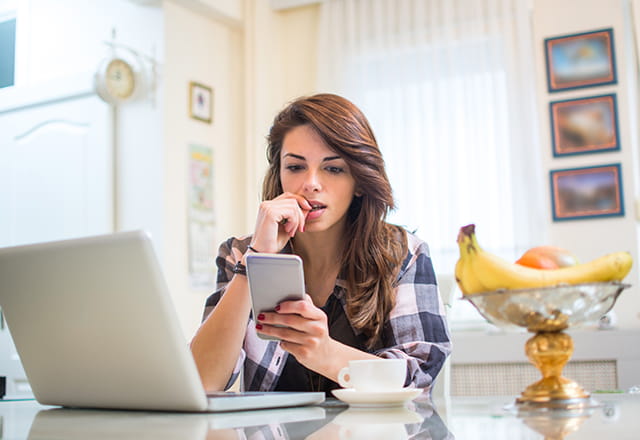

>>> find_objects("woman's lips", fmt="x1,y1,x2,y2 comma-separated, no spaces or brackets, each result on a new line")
306,202,326,221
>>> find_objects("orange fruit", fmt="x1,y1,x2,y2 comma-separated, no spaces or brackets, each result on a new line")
515,246,579,269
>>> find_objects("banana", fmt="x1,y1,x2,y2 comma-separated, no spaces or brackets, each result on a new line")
455,243,485,294
455,224,633,295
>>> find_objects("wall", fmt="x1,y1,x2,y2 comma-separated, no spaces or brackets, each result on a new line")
277,5,319,99
122,0,319,340
163,0,245,339
532,0,640,328
243,2,320,224
9,1,160,86
160,0,319,337
156,0,319,340
159,0,320,355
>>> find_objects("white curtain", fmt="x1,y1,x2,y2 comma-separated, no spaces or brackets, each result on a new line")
317,0,546,280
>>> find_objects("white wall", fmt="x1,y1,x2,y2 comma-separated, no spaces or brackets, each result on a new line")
532,0,640,328
13,1,160,86
122,0,319,340
159,0,320,348
244,2,320,221
163,0,245,338
277,5,319,97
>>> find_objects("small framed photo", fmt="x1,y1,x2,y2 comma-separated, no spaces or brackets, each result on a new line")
550,94,619,157
550,164,624,221
189,81,213,123
545,28,616,92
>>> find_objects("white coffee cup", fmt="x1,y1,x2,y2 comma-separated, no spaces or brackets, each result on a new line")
337,358,406,392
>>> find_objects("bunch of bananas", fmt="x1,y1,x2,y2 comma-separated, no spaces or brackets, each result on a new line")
455,224,633,295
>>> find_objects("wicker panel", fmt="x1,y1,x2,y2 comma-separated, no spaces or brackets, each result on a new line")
451,360,617,396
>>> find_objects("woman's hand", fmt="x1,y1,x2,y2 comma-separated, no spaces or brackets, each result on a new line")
255,295,337,373
251,192,312,253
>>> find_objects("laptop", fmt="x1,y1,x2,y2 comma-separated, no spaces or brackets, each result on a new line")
0,231,325,412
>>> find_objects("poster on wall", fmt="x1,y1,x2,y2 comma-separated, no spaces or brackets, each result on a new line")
188,144,216,290
549,163,624,221
544,28,616,92
549,93,620,157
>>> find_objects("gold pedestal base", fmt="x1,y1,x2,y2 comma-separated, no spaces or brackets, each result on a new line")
516,332,590,407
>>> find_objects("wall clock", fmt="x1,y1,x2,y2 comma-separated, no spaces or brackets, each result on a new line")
94,57,140,105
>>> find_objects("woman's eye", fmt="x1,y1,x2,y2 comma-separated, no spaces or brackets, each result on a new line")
285,164,304,172
326,166,344,174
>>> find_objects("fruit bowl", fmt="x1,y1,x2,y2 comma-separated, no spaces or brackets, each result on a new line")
462,282,629,333
462,281,630,409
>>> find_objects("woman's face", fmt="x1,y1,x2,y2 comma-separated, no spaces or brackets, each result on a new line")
280,124,357,234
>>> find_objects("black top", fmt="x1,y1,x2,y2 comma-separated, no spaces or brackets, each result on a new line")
273,290,369,395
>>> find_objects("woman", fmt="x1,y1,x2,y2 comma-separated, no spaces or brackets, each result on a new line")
190,93,451,393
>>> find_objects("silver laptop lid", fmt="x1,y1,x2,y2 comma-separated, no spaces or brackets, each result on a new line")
0,231,209,411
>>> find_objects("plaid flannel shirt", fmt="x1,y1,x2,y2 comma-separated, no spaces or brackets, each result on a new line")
201,230,451,391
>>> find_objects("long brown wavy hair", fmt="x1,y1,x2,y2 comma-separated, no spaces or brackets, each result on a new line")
263,93,408,348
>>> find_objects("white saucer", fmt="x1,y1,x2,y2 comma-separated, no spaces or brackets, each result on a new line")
331,388,422,408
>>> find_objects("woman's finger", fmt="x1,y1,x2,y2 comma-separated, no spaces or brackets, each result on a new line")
256,321,321,346
256,303,326,340
253,195,310,251
254,321,302,341
276,298,325,320
276,193,310,233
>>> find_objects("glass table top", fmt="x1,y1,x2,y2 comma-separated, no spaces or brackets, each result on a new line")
1,392,638,439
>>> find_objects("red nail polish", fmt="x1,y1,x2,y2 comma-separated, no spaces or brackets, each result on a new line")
256,323,263,330
257,313,265,321
275,305,281,311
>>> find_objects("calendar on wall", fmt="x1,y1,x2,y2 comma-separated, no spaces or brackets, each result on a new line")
187,144,216,290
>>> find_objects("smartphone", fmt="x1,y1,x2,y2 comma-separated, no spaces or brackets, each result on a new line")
245,253,306,340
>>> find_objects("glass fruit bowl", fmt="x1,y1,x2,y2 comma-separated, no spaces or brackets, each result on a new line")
462,282,629,333
461,281,630,408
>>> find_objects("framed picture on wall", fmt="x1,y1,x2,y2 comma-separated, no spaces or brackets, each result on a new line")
189,81,213,124
550,93,619,157
544,28,616,92
550,164,624,221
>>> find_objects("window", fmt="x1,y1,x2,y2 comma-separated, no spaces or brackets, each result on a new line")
0,16,16,88
355,39,525,328
317,0,544,328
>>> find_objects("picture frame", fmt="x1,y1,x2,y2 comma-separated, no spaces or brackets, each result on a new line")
544,28,616,92
189,81,213,124
550,93,619,157
550,164,624,221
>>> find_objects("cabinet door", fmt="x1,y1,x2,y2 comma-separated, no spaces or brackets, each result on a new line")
0,93,113,396
0,95,113,246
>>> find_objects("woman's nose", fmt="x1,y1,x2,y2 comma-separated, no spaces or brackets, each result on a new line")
302,170,321,192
